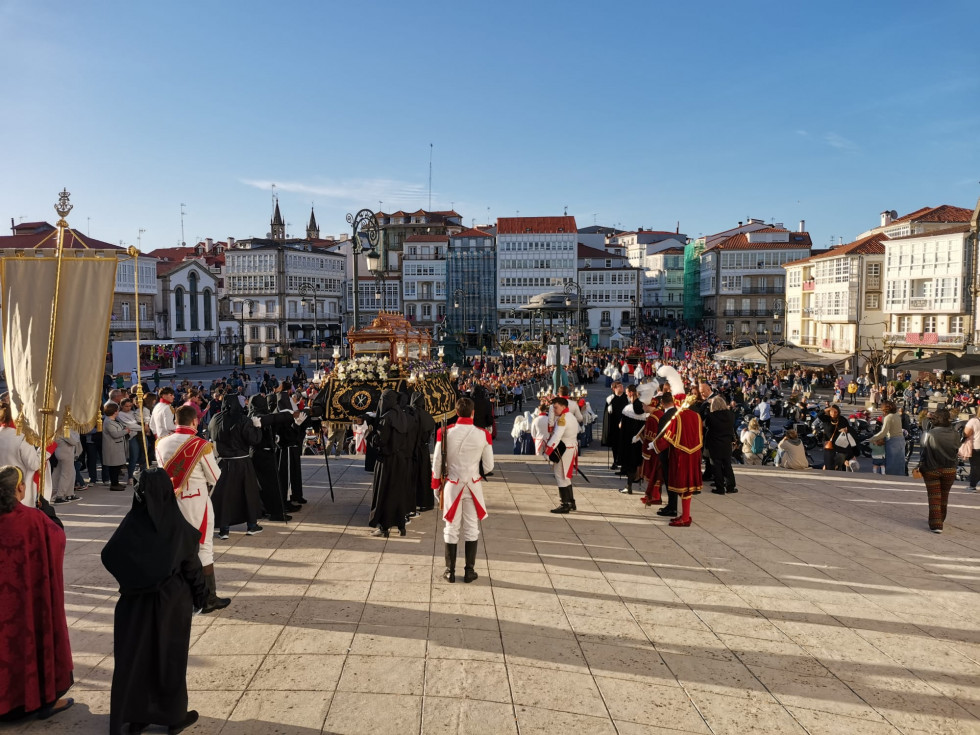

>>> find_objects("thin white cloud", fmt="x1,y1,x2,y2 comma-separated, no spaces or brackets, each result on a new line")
796,129,809,137
823,132,859,151
240,177,431,206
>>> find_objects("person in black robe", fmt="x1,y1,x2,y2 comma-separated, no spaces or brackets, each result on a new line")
655,395,680,518
617,386,646,494
410,392,437,512
368,389,412,537
210,395,265,536
102,468,207,735
400,392,420,519
603,381,629,471
274,393,308,506
247,395,298,521
363,410,380,473
470,385,494,431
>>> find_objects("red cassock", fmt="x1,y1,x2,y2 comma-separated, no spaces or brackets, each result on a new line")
640,410,664,485
0,504,73,716
653,407,703,498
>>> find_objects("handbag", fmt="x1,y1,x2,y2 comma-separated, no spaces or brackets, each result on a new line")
834,431,856,449
911,466,923,479
958,439,973,461
823,440,834,451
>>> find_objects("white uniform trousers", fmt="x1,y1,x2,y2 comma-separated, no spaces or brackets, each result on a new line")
443,486,481,544
554,446,577,489
177,490,215,566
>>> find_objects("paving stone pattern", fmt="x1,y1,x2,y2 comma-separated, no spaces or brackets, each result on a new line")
5,413,980,734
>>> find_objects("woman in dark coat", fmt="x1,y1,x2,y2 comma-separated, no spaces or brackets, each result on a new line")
410,392,437,512
102,468,207,735
817,404,852,471
915,408,960,533
247,395,297,521
368,389,412,537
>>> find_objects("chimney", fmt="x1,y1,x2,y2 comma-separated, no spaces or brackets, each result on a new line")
798,219,805,233
880,210,894,227
9,217,14,235
205,237,214,251
738,221,743,227
227,237,236,248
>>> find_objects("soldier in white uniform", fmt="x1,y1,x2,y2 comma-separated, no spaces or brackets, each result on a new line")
546,397,580,514
529,402,551,455
432,397,495,583
149,386,177,439
156,405,229,613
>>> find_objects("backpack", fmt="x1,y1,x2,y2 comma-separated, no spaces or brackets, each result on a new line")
751,432,765,455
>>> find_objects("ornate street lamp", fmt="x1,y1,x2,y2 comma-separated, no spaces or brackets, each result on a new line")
453,288,466,351
564,280,585,351
299,282,321,371
346,209,381,331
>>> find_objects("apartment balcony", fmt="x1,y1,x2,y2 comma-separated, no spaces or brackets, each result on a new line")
908,297,930,310
820,338,852,353
802,281,815,292
722,309,779,317
797,335,818,347
866,276,881,290
884,332,967,347
741,287,783,295
600,319,612,328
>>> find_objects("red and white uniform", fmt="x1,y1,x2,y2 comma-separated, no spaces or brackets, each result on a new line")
353,422,367,455
150,399,176,439
431,417,495,544
156,426,221,566
545,409,579,489
529,412,550,455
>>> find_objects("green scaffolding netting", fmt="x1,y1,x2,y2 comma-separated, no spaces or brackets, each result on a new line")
683,238,704,326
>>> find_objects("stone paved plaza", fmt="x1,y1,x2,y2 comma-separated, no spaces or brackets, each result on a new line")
5,439,980,734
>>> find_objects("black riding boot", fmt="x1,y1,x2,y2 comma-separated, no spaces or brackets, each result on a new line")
201,564,231,613
444,543,457,583
657,490,679,517
550,486,570,514
566,484,576,511
463,540,479,583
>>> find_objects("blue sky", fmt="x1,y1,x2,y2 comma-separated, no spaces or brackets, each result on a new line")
1,0,977,251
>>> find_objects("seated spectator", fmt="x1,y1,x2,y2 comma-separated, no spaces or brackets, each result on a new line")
776,430,811,470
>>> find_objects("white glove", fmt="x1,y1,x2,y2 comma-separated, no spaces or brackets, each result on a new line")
251,417,262,428
294,412,308,426
647,441,656,451
607,405,613,414
632,434,641,444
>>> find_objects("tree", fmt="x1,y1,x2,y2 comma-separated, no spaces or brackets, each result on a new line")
749,332,782,374
862,337,890,391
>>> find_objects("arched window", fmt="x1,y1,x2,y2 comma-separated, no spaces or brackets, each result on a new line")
188,272,199,331
174,287,185,331
203,288,213,330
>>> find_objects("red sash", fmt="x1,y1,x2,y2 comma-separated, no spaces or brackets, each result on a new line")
163,435,210,494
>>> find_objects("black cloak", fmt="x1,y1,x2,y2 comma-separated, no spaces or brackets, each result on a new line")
101,468,207,735
368,389,412,533
208,395,264,529
247,395,292,520
410,392,437,511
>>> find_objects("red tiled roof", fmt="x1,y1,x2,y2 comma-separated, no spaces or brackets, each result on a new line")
887,224,970,241
794,232,888,264
890,205,973,225
404,234,449,243
752,227,790,233
657,246,687,255
497,216,577,235
10,221,51,234
578,243,613,258
704,232,812,252
147,245,226,268
451,228,493,239
0,227,122,251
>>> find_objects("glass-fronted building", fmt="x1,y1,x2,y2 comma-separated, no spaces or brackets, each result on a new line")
447,228,496,349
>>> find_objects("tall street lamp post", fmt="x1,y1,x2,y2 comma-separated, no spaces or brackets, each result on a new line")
299,282,321,371
453,288,466,352
346,209,381,332
564,280,585,351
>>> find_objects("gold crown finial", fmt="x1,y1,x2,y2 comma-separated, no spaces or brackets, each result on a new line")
54,189,73,225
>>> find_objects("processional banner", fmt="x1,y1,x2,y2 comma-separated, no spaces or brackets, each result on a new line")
0,256,118,445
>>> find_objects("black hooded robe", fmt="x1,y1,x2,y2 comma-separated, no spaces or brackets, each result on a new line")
410,392,437,511
209,395,264,529
368,389,412,533
247,395,292,520
618,398,646,480
274,393,308,504
102,468,207,735
603,392,630,465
